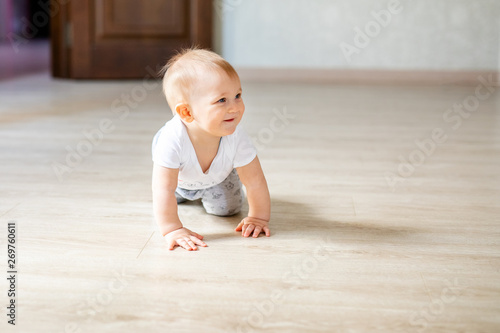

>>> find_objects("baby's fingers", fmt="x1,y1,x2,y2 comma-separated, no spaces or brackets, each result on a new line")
191,232,204,240
167,239,177,251
178,238,198,251
190,235,207,247
263,226,270,237
243,224,256,237
235,221,244,231
252,226,262,238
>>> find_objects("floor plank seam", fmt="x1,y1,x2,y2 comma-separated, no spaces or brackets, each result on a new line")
0,201,22,219
420,273,433,303
136,231,155,259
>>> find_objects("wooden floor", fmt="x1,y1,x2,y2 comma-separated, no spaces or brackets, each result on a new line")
0,72,499,332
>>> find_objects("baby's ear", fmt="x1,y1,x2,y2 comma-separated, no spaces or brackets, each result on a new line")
175,103,194,123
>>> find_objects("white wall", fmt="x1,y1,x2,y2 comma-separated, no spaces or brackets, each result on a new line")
214,0,499,71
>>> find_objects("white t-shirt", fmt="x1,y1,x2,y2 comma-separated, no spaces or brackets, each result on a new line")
152,116,257,190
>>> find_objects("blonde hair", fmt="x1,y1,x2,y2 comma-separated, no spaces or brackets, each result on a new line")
161,48,239,113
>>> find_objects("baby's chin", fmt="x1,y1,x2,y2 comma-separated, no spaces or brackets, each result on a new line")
219,121,239,136
220,127,237,137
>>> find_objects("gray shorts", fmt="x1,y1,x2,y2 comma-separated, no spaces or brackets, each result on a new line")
175,169,243,216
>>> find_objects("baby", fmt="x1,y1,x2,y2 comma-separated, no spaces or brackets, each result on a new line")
152,48,271,251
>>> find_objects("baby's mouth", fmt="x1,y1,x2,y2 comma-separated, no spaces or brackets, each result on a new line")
224,118,235,122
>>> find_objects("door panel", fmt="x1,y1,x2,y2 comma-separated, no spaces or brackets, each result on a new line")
95,0,187,38
52,0,212,79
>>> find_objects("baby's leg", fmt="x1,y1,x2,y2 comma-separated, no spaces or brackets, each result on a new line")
201,169,243,216
175,187,203,204
174,191,188,204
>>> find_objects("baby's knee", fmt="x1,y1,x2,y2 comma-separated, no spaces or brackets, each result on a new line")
204,201,242,216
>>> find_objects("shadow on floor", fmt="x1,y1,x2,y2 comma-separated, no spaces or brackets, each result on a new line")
202,197,417,244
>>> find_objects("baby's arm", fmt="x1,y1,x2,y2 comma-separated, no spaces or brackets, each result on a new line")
152,164,207,250
235,157,271,238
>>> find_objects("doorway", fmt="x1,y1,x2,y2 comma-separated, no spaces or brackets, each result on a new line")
51,0,212,79
0,0,50,80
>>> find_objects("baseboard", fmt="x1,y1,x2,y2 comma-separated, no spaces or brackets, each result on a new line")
236,68,500,86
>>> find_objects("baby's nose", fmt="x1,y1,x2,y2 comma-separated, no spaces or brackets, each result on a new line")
228,104,240,113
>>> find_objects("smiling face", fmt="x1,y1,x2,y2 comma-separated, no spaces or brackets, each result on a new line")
187,69,245,138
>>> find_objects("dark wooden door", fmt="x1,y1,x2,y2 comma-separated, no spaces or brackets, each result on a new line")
52,0,212,79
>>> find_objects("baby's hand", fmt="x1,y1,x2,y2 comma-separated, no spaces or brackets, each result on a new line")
235,217,270,238
164,227,207,251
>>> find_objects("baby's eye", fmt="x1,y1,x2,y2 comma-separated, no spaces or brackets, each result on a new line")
217,98,226,103
235,93,241,99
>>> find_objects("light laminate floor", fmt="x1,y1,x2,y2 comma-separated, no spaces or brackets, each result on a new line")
0,72,499,333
